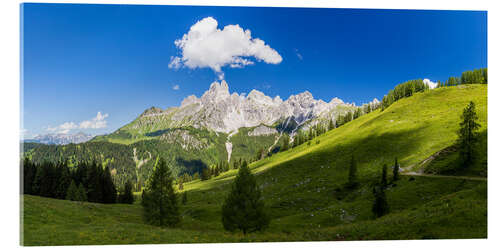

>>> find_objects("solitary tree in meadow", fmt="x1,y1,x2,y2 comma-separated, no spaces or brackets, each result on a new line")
222,160,270,234
141,158,180,227
393,157,400,182
381,164,388,188
372,185,389,218
457,101,481,168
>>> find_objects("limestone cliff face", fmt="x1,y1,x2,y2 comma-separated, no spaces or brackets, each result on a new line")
135,80,352,134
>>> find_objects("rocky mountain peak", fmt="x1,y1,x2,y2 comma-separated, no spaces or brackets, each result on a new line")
203,80,230,103
140,106,163,117
329,97,344,105
136,80,356,133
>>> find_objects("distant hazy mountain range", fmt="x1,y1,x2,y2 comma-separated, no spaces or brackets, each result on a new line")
24,132,94,145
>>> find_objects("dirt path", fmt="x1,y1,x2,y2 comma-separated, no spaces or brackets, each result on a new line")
401,172,487,181
400,148,487,181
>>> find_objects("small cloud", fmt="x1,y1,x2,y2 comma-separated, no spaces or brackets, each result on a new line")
47,122,77,134
263,83,271,89
169,16,282,79
172,84,180,90
79,112,108,129
423,78,438,89
294,48,303,60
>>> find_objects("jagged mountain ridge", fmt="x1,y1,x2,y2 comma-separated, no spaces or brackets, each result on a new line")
124,80,376,136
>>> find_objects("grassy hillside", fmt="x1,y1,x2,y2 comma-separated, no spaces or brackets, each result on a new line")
22,85,487,245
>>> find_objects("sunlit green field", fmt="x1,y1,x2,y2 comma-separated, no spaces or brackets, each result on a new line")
22,85,487,245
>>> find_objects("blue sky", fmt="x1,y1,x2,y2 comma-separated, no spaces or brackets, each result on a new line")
21,3,487,138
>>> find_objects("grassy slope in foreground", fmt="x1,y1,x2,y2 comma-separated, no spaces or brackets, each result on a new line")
22,85,487,245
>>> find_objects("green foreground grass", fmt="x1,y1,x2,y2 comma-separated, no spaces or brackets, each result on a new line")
22,85,487,245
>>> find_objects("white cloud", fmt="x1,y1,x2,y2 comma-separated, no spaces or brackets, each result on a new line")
172,84,180,90
423,78,438,89
47,122,77,134
79,112,108,129
46,112,108,134
169,17,282,79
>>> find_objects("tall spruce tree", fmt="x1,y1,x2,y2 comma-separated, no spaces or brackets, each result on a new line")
457,101,481,168
381,164,388,187
281,134,290,151
55,163,72,199
392,157,400,182
201,168,211,181
33,162,56,198
372,185,389,218
23,158,37,195
77,183,88,202
347,155,358,188
141,158,180,227
182,191,187,205
65,180,79,201
86,162,103,203
101,166,117,203
221,160,269,234
118,180,134,204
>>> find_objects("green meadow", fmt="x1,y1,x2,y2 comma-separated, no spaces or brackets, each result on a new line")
22,84,487,245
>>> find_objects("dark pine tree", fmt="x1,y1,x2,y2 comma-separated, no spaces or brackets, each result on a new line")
392,157,400,182
328,118,335,131
141,158,180,227
55,163,72,200
22,158,37,195
101,166,117,203
457,101,481,168
233,159,240,170
372,185,389,218
381,164,388,188
33,161,56,198
221,160,270,234
346,155,358,188
281,134,290,152
77,183,88,202
201,168,211,181
86,162,103,203
65,180,79,201
118,180,134,204
182,191,187,205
